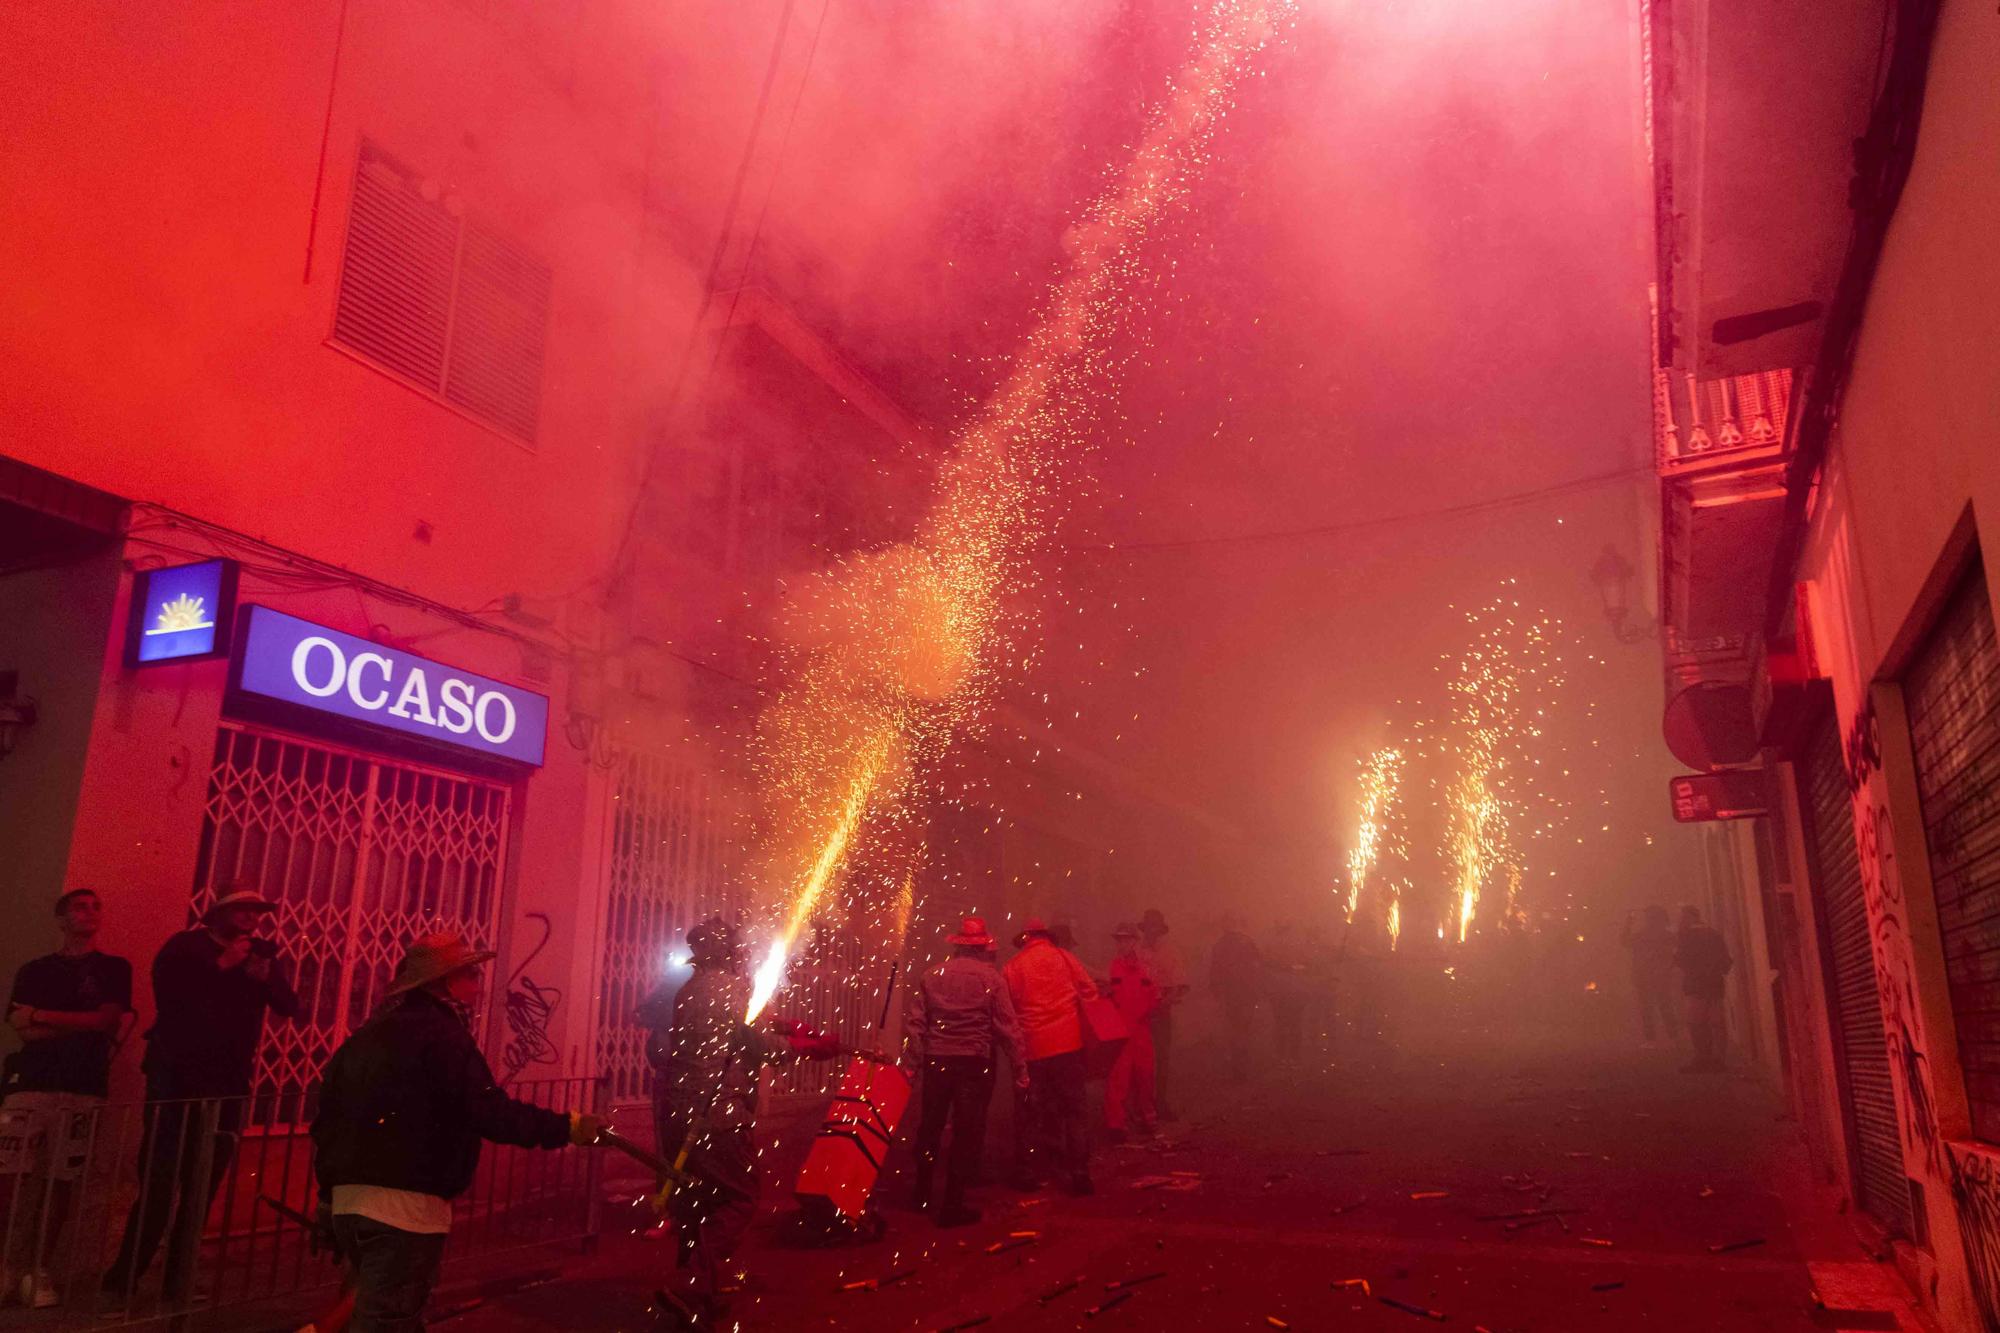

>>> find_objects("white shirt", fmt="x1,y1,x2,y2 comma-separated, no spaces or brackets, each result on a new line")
330,1183,454,1235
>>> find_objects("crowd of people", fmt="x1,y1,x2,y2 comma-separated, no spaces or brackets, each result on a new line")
1,884,611,1332
2,883,1737,1330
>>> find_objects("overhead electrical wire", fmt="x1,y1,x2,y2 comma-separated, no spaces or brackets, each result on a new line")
1082,463,1650,556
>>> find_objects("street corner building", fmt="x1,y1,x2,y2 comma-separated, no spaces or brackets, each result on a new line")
0,3,1000,1322
1644,1,2000,1328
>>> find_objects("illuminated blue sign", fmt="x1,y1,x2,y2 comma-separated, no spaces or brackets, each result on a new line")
236,607,548,765
128,560,236,665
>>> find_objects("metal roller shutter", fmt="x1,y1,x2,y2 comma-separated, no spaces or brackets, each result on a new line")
1803,718,1912,1234
1905,567,2000,1144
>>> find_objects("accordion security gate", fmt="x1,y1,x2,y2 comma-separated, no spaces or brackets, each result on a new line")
194,722,511,1126
593,749,737,1109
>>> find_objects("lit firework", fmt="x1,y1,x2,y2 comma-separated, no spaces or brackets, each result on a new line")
742,0,1296,1020
1433,588,1567,943
1344,746,1404,924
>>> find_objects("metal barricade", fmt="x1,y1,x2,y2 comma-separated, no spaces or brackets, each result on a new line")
0,1076,605,1330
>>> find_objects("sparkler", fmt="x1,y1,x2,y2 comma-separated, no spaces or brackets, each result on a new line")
741,0,1295,1021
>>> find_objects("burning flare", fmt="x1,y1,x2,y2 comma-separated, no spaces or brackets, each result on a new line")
746,733,892,1022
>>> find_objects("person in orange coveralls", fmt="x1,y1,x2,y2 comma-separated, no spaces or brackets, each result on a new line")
1002,919,1099,1194
1102,923,1161,1142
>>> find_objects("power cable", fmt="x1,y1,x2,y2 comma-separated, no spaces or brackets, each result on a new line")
1079,464,1650,556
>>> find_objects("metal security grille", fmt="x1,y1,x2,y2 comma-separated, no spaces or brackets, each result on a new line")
1801,718,1911,1234
1905,566,2000,1144
333,139,550,444
593,751,735,1107
194,723,511,1125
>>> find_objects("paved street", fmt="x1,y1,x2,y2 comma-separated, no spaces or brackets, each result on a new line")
447,1014,1933,1333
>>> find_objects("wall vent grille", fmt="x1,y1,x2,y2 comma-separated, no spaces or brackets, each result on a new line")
333,141,549,445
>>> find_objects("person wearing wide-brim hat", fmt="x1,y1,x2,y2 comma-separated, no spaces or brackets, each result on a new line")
906,916,1026,1227
312,932,603,1332
103,880,302,1302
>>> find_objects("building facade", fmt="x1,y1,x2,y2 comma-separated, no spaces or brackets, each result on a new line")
1644,0,2000,1326
0,0,949,1141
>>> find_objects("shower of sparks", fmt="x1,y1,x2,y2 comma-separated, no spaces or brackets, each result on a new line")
741,0,1295,1021
1385,884,1402,952
746,732,891,1022
893,865,918,957
1432,588,1567,943
1344,746,1404,924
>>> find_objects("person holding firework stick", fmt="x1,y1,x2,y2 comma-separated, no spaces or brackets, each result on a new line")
311,934,603,1332
650,917,839,1328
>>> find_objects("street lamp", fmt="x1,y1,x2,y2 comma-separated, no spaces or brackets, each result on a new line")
1589,545,1654,645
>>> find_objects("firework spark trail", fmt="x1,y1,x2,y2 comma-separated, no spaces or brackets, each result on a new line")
1345,747,1404,924
744,0,1295,1020
747,729,894,1021
1436,591,1567,943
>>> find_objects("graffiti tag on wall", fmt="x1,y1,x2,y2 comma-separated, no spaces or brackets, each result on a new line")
500,911,563,1080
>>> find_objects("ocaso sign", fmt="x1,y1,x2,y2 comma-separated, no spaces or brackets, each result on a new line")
236,607,548,765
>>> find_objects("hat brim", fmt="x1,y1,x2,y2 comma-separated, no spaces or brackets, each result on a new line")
948,935,996,948
206,895,278,917
386,948,497,996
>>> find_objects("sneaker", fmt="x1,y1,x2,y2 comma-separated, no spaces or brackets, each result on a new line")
1065,1175,1095,1197
1006,1175,1044,1192
21,1272,60,1309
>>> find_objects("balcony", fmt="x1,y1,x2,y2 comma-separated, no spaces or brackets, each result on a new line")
1655,367,1792,475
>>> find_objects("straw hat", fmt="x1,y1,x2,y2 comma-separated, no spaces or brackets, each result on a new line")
204,888,278,920
948,916,996,949
386,932,495,996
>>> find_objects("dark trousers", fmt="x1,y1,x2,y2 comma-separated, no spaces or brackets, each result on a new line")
1015,1051,1088,1184
1686,992,1726,1066
1221,999,1257,1079
332,1214,447,1333
655,1100,759,1306
104,1094,241,1298
914,1055,994,1206
1271,996,1305,1063
1151,1011,1175,1117
1636,974,1680,1042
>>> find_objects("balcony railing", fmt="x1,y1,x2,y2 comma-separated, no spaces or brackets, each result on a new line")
1653,366,1793,471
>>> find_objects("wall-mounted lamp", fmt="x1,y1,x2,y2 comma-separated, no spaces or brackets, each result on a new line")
0,670,39,759
1589,545,1655,646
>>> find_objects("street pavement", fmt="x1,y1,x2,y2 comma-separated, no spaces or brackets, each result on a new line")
446,1018,1933,1332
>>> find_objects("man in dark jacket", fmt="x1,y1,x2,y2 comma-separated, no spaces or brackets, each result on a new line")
103,885,300,1302
906,916,1026,1226
312,933,602,1332
1674,906,1734,1072
1209,917,1264,1081
1621,906,1681,1047
651,917,836,1326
